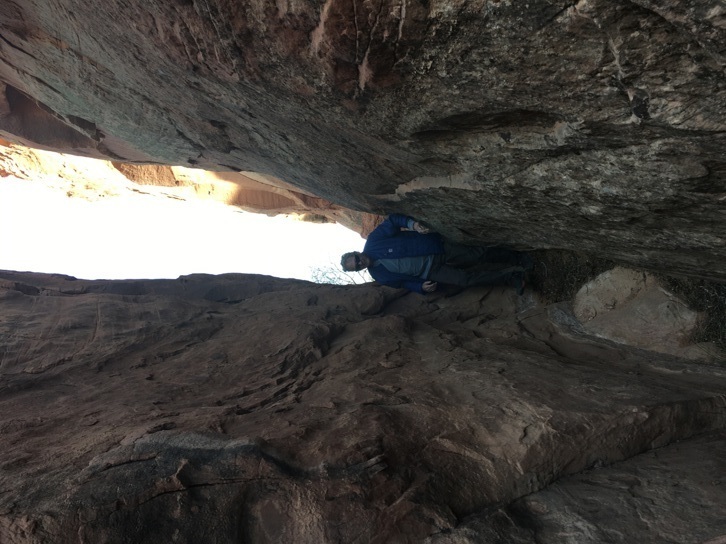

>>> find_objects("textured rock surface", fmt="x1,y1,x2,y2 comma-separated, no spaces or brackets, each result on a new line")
1,270,725,542
573,267,714,360
0,0,724,278
434,431,726,544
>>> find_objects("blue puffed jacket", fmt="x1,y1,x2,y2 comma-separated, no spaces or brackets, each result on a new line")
363,214,445,294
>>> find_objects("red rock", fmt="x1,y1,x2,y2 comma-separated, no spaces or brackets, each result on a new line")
0,270,724,542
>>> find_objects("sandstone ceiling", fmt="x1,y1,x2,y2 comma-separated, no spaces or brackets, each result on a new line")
0,0,724,279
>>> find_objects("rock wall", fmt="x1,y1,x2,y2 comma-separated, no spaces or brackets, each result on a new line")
0,270,725,543
0,0,724,278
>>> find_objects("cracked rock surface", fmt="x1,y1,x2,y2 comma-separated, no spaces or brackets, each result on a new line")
1,271,724,542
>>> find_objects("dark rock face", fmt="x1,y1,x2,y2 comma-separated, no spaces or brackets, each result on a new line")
0,0,724,278
1,271,725,542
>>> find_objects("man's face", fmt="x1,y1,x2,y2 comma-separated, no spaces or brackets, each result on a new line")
346,252,368,271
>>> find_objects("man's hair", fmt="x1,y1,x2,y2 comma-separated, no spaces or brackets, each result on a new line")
340,252,357,271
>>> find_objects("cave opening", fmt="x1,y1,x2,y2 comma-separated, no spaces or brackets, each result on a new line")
0,143,369,284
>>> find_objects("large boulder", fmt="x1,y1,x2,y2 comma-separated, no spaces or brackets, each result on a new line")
573,267,713,360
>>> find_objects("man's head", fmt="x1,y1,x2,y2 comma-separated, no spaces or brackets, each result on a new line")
341,251,369,272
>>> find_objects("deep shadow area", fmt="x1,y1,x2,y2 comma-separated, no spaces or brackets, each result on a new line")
528,249,615,304
659,275,726,358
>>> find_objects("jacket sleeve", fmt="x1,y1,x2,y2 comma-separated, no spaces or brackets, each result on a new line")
369,214,415,241
369,265,427,294
388,214,416,230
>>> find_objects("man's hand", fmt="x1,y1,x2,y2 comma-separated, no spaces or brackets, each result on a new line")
422,281,438,293
412,221,430,234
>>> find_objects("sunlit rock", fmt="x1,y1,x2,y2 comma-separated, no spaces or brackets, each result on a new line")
0,141,376,235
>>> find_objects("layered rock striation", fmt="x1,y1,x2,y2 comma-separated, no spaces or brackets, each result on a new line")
0,0,724,277
0,271,725,542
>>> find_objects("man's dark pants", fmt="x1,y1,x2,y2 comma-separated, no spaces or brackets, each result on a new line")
427,241,525,287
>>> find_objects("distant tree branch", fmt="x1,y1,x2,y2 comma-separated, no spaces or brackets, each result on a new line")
310,262,372,285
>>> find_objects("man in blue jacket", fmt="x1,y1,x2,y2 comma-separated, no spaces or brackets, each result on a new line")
340,214,531,295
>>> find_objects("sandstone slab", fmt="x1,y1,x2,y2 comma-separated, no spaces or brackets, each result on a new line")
1,271,725,542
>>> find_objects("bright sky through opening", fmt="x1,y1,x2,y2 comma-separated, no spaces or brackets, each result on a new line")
0,175,367,282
